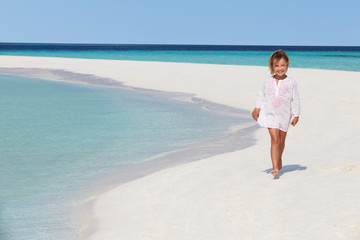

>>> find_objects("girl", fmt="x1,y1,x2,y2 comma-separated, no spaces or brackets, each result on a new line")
252,50,300,177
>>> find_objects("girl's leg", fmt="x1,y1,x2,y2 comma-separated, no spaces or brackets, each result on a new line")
268,128,287,175
268,128,281,173
279,130,287,170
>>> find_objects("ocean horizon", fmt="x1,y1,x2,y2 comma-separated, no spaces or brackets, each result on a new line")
1,42,360,50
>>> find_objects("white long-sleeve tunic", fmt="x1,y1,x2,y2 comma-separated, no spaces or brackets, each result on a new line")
255,76,300,132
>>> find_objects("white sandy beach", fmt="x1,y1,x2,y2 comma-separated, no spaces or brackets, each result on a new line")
1,55,359,239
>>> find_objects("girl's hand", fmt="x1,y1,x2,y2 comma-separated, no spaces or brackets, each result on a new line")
252,108,260,121
291,116,299,126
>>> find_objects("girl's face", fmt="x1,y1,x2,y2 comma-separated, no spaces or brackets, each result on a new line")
273,58,289,78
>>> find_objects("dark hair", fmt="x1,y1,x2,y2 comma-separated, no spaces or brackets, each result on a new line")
269,50,289,74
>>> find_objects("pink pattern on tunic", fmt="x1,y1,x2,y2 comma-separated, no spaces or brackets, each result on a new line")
255,76,300,132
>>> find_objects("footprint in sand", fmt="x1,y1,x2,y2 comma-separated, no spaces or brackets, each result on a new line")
341,165,360,172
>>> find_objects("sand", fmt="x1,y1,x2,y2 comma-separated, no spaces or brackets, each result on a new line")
0,55,359,239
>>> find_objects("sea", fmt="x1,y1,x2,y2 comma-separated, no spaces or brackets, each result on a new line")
0,43,359,240
1,43,360,71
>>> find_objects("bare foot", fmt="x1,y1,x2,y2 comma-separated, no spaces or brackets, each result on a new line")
271,169,279,176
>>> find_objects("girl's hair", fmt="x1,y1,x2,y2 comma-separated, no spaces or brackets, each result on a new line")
269,50,289,74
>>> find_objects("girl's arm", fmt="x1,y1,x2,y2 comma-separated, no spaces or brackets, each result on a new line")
252,81,266,121
255,81,266,109
252,108,260,121
290,81,300,125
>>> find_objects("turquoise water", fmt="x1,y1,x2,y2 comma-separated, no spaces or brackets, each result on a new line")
0,74,241,239
1,50,360,71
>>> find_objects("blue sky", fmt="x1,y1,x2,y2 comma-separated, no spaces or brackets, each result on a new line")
1,0,359,46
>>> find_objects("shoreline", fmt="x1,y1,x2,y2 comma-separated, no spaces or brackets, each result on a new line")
0,59,258,238
0,65,258,186
0,66,258,237
1,56,360,239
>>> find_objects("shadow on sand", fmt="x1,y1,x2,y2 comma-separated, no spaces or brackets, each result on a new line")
263,164,307,179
